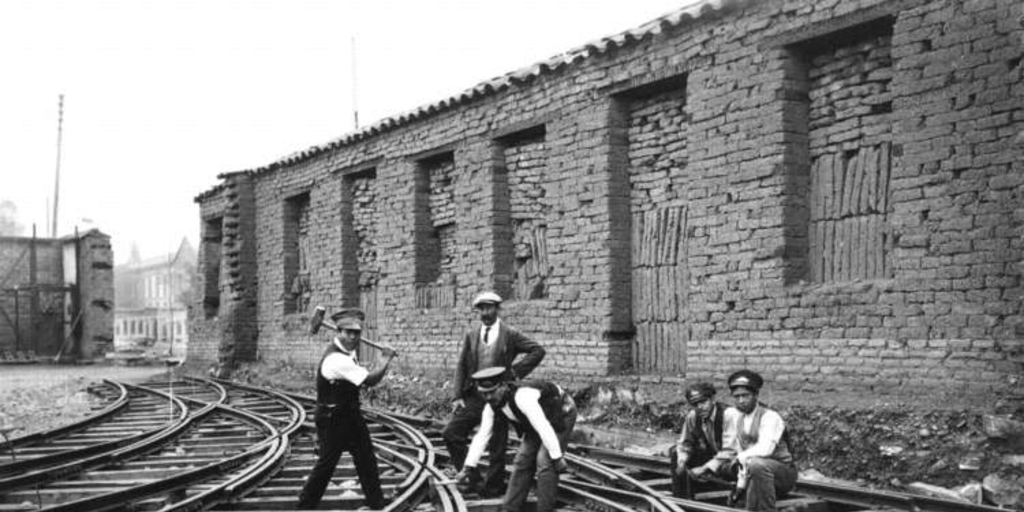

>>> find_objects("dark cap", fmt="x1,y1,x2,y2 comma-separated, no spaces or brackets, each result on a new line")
331,308,365,331
728,369,764,392
685,382,716,404
471,366,508,392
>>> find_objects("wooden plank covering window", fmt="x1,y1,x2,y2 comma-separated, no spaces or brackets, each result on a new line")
809,142,892,282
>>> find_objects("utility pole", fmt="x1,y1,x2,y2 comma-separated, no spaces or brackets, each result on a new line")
351,36,359,131
52,94,64,238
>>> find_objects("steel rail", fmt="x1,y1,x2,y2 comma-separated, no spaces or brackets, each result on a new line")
0,383,194,492
183,382,436,511
0,380,127,452
369,408,466,512
38,387,281,512
570,443,1007,512
157,379,307,512
0,379,228,478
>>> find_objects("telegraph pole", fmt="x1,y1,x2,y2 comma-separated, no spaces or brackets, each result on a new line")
351,36,359,130
52,94,64,238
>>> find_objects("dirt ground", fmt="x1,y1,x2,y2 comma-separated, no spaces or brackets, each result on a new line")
4,360,1022,505
221,359,1024,498
0,364,167,437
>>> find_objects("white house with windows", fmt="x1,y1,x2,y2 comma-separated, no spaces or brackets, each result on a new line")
113,238,195,356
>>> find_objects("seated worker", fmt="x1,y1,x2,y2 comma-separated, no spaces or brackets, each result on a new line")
690,370,797,512
457,367,577,512
669,382,726,498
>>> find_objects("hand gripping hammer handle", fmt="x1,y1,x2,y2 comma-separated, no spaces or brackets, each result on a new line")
309,306,398,355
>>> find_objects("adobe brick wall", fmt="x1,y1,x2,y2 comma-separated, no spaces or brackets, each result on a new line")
76,231,114,359
190,0,1023,397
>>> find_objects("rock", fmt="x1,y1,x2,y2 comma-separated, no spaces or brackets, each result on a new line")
799,468,829,482
955,482,983,504
928,459,949,473
918,428,932,438
982,474,1024,509
982,415,1024,446
879,445,904,456
905,482,971,503
958,453,982,471
614,388,634,404
1001,454,1024,467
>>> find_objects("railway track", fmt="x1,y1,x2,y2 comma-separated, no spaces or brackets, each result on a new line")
0,374,1003,512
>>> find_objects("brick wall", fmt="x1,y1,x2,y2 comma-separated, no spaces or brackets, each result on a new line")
76,231,114,359
191,0,1023,397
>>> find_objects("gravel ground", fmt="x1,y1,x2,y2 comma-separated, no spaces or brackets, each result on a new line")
0,363,167,439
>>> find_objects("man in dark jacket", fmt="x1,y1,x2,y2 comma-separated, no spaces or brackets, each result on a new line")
443,291,545,497
457,367,576,512
297,309,397,510
669,382,727,498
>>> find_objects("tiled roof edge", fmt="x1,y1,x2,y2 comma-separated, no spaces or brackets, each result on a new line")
196,0,737,199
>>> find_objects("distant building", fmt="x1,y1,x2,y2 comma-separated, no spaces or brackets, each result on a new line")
114,238,195,354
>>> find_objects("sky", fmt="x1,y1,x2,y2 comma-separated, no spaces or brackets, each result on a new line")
1,0,696,264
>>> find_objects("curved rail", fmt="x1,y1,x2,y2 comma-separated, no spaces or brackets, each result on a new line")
570,443,1008,512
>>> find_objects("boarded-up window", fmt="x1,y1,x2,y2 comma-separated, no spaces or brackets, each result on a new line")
283,192,311,314
414,152,457,308
805,25,894,282
202,217,222,319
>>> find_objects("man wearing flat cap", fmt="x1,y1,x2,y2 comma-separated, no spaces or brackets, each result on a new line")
691,369,796,511
458,366,576,512
443,291,545,496
297,308,397,510
669,382,727,498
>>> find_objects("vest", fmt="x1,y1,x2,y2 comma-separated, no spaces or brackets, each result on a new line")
315,342,361,412
505,380,570,435
696,403,725,454
737,404,793,464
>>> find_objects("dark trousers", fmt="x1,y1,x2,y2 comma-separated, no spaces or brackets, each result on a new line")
442,393,509,494
297,407,384,509
668,446,717,499
744,456,797,512
503,395,577,512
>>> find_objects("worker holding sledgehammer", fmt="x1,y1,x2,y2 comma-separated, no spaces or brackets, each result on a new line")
297,307,398,510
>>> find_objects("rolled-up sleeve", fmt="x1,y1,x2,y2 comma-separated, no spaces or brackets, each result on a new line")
321,346,368,386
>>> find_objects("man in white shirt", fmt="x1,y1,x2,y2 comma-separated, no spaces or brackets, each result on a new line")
690,370,796,511
297,309,397,510
457,366,575,512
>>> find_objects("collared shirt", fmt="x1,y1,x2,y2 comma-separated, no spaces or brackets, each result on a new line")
675,403,720,459
479,318,501,345
463,387,563,467
710,404,785,469
320,337,368,386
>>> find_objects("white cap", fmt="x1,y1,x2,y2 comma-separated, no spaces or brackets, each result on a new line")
472,291,502,308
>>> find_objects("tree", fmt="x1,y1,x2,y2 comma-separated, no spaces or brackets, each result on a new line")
0,200,24,236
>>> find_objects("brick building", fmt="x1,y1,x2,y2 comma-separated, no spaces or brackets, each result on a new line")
0,229,114,361
113,238,195,355
191,0,1023,396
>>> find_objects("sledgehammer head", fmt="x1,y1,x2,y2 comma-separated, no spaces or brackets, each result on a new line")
309,306,328,335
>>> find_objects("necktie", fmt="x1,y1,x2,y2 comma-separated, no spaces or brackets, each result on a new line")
482,326,490,345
